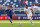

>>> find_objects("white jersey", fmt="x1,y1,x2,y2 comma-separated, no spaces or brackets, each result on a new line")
24,8,32,17
25,1,28,5
24,8,32,14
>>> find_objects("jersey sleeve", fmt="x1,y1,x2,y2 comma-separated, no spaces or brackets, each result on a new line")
10,9,15,13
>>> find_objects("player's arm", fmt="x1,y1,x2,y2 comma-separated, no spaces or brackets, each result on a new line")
24,8,28,14
24,10,28,14
13,5,15,8
13,11,16,16
31,9,35,14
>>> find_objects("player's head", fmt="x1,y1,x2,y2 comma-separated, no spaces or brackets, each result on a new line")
7,6,11,9
25,5,28,9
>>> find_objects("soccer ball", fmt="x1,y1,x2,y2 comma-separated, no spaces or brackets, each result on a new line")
19,23,21,26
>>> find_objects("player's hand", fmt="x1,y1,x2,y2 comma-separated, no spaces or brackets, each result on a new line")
5,14,7,16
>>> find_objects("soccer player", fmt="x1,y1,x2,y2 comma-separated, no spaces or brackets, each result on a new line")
24,5,34,25
4,6,16,24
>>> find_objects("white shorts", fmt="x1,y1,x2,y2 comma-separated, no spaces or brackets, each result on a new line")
27,13,32,16
27,13,32,19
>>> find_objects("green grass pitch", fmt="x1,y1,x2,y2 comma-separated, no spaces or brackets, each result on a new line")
0,20,40,27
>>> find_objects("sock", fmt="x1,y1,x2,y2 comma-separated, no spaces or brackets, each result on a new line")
30,17,33,24
9,19,12,23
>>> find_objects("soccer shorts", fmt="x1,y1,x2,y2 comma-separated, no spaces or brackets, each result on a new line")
27,13,32,19
8,15,13,19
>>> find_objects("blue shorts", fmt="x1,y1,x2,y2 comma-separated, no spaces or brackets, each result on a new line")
7,15,13,19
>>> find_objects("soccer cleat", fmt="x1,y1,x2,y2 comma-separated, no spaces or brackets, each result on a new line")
32,23,34,25
11,23,13,25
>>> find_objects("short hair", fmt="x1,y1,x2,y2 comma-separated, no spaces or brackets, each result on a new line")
7,6,11,8
25,4,28,7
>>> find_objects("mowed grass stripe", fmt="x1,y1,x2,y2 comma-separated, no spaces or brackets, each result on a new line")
0,20,40,23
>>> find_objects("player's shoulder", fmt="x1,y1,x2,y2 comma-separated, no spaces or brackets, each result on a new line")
28,7,31,9
24,8,27,11
10,9,13,12
10,9,12,10
24,7,27,10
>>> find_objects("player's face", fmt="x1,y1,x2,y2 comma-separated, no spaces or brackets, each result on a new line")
7,7,10,9
25,6,28,9
25,5,28,9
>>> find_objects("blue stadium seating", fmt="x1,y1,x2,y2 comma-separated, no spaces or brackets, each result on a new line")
0,9,40,16
0,0,40,16
0,0,40,8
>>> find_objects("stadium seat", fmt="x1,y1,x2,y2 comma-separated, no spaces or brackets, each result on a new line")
0,0,40,16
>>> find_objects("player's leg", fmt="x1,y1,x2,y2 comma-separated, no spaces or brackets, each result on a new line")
29,13,34,25
9,18,12,23
29,16,33,24
10,15,13,24
8,16,13,24
27,14,33,24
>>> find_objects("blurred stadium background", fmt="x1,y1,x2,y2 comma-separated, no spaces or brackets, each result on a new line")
0,0,40,20
0,0,40,27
